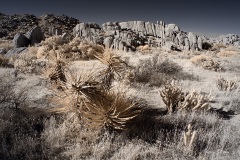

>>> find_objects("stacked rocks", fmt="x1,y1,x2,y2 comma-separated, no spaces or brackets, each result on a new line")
73,21,203,51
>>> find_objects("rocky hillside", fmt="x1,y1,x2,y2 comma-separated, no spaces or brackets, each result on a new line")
0,13,80,39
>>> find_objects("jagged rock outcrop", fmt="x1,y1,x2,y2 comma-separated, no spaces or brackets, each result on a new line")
73,21,203,51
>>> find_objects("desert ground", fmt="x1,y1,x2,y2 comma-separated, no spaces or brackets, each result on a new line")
0,34,240,160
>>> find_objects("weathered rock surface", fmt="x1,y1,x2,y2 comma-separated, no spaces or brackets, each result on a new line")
5,47,27,58
25,26,45,45
73,21,203,51
13,33,30,48
0,48,6,55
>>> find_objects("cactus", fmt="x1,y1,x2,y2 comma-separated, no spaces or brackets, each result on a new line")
183,124,197,149
160,80,182,113
178,88,210,111
216,76,237,91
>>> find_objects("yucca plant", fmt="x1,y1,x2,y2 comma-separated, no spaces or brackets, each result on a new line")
82,92,140,130
48,69,104,114
61,69,104,101
42,51,69,82
95,49,129,90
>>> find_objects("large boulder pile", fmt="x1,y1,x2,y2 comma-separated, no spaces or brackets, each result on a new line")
73,21,203,51
0,13,80,39
208,34,240,47
13,26,45,48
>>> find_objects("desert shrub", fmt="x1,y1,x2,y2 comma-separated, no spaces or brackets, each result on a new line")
40,36,66,49
0,54,10,67
0,40,13,52
217,46,240,57
191,54,224,72
78,42,104,59
131,55,195,87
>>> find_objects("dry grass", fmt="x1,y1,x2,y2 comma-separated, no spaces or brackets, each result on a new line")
0,54,10,67
190,54,212,64
0,40,13,52
132,55,196,87
191,54,224,71
1,37,240,159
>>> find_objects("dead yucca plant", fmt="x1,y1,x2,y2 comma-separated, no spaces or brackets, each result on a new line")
61,69,104,101
82,92,140,130
47,69,104,115
177,88,211,111
160,80,183,113
42,50,69,82
95,49,129,90
216,76,237,91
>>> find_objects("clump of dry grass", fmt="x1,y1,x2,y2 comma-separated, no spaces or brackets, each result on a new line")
0,40,13,52
137,45,151,53
131,55,195,87
191,54,224,72
0,54,10,67
190,54,211,64
217,46,240,57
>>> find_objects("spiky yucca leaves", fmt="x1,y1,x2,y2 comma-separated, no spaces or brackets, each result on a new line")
82,92,140,130
160,81,183,113
95,49,129,90
62,69,105,101
48,69,105,115
42,51,69,82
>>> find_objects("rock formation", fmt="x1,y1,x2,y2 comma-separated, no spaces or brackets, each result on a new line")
73,21,203,51
208,34,240,46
